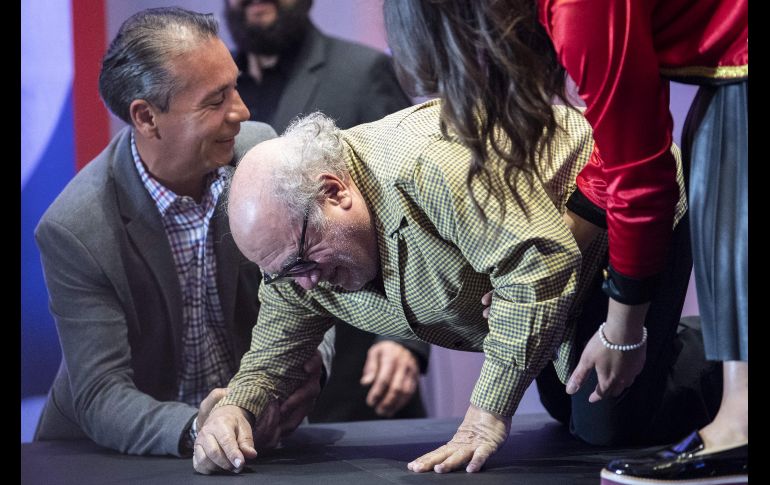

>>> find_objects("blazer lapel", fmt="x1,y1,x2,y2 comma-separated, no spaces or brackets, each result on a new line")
270,27,326,132
211,195,241,354
112,134,184,368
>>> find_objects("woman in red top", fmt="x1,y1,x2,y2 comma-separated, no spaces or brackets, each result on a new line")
383,0,747,482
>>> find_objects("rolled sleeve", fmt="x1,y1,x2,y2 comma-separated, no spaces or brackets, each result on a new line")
471,287,577,416
412,138,582,417
471,359,534,416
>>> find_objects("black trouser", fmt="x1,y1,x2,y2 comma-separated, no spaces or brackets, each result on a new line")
536,213,723,446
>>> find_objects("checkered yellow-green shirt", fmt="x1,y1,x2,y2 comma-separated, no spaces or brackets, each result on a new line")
220,99,685,418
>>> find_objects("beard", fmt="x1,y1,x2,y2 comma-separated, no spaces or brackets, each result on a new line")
226,0,313,56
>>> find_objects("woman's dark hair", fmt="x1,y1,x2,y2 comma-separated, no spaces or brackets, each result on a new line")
383,0,571,220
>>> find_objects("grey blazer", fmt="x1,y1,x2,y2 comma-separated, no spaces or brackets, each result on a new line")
33,122,332,456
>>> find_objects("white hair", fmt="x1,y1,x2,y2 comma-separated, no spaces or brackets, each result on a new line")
272,112,348,229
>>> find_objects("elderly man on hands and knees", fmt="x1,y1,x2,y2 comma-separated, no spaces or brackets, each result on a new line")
34,7,332,458
223,0,429,423
193,98,613,474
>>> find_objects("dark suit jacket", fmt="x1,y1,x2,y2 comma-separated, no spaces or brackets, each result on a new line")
235,25,430,422
33,123,277,456
237,25,414,134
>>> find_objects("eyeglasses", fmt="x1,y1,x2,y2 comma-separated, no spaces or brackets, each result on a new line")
262,207,318,285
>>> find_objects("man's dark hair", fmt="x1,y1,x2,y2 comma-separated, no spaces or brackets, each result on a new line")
98,7,219,123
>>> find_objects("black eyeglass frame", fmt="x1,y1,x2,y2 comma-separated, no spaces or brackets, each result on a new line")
262,207,318,284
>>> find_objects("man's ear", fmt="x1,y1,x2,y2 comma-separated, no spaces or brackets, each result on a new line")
129,99,159,139
317,173,352,210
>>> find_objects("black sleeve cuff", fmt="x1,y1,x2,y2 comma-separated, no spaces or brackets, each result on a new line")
320,365,328,388
601,265,660,305
178,413,197,457
566,187,607,229
374,336,431,374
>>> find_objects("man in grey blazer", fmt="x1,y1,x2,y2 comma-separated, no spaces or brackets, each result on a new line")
224,0,429,423
33,7,332,457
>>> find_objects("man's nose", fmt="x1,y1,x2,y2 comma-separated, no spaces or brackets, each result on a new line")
228,89,251,123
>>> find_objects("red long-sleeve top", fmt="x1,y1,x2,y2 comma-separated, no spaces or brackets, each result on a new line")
538,0,747,280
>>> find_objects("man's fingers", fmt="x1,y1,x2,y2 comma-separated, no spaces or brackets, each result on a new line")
375,365,416,416
280,379,317,414
280,402,308,437
193,442,225,475
407,405,508,474
198,431,240,472
481,291,493,318
280,377,319,436
434,447,472,473
365,378,387,408
201,388,228,407
236,418,258,459
256,403,282,449
360,347,380,386
466,445,493,473
253,402,280,449
193,442,215,475
222,433,248,471
280,389,305,415
267,417,282,449
198,388,230,426
408,445,452,473
366,356,395,407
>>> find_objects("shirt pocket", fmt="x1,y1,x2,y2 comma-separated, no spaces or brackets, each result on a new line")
397,223,488,325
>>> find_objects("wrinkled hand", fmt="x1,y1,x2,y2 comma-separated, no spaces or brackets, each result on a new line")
566,300,649,402
193,351,324,475
407,404,510,473
197,388,229,429
193,404,258,475
279,350,323,437
360,341,420,417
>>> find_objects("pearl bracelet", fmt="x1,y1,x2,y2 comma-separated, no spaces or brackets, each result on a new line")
598,322,647,351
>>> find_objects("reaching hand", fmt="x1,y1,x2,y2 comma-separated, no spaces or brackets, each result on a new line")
566,328,646,402
360,341,420,417
407,404,510,473
566,299,649,402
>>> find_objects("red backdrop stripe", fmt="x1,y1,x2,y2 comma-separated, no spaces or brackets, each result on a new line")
72,0,110,172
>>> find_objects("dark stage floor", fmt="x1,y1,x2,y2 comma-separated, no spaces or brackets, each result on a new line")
22,413,649,484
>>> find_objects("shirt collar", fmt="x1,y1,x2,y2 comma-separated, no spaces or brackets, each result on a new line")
130,130,228,217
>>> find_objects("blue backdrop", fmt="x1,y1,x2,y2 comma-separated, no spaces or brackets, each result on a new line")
21,0,75,397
